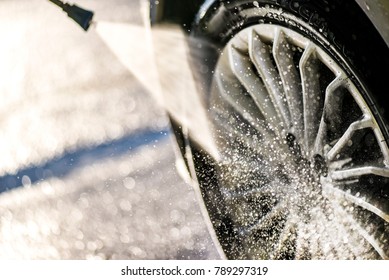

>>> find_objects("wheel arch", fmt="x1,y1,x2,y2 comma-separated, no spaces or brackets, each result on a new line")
150,0,205,28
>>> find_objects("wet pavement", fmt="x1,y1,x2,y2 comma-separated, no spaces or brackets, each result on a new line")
0,0,220,259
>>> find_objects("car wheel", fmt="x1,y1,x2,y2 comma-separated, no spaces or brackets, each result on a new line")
188,0,389,259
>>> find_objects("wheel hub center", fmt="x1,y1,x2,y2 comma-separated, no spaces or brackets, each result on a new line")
286,133,329,178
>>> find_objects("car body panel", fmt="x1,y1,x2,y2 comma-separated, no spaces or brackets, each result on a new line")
150,0,204,26
356,0,389,48
152,0,389,50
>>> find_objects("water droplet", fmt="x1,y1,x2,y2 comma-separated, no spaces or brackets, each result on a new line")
119,200,132,212
120,234,130,243
170,227,180,239
123,177,135,190
22,175,31,188
87,241,98,251
75,240,85,250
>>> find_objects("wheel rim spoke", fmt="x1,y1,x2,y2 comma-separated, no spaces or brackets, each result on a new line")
273,28,304,141
331,166,389,181
238,201,288,237
249,29,291,129
313,74,347,156
272,217,298,259
326,117,373,161
213,65,263,127
211,105,273,150
322,184,389,223
328,199,389,259
228,44,282,134
300,44,324,154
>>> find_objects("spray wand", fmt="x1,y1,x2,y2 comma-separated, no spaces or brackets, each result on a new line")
48,0,94,31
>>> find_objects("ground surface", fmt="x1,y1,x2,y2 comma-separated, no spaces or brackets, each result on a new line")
0,0,220,259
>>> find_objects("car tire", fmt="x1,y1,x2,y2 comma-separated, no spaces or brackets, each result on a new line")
187,0,389,259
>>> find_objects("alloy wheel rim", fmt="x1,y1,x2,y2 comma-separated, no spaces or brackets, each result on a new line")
209,24,389,259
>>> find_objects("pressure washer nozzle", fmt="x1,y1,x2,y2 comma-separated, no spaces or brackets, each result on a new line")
49,0,94,31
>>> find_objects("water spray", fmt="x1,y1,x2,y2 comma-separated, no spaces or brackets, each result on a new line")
48,0,94,31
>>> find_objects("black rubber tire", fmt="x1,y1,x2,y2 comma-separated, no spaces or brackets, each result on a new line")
187,0,389,259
